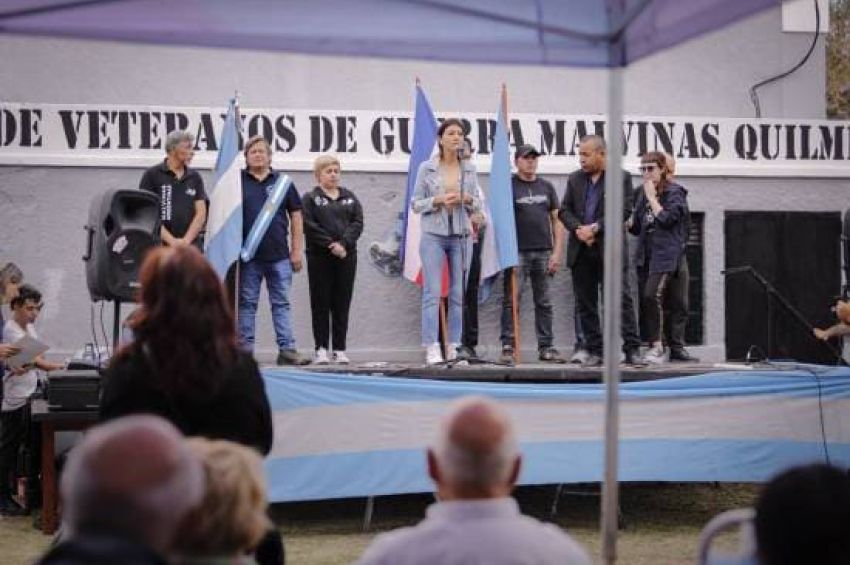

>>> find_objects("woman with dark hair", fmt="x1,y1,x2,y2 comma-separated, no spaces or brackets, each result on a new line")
628,151,696,364
411,119,482,364
100,245,283,564
100,244,272,452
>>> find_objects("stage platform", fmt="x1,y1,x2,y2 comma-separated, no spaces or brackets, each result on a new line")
265,360,771,383
260,363,850,503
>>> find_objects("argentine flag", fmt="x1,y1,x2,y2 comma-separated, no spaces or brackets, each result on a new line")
205,98,243,279
479,92,519,295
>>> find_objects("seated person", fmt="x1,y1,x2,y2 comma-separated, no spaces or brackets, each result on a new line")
754,463,850,565
37,415,205,564
357,396,590,565
0,284,62,516
172,438,272,564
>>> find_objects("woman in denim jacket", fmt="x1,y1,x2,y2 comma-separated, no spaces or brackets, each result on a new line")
411,119,482,364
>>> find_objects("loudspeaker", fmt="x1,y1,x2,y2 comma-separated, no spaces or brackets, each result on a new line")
84,189,160,302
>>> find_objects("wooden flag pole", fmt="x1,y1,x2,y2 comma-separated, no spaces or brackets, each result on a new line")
439,297,449,358
501,83,521,365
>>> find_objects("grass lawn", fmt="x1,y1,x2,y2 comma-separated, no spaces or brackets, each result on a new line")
1,482,758,564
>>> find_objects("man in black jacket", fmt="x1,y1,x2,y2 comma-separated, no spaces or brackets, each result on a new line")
559,135,643,366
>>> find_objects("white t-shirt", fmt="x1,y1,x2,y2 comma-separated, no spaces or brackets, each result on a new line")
2,319,40,412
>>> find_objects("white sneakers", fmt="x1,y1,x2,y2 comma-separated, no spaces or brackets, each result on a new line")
425,343,443,365
313,348,330,365
314,348,351,365
644,345,666,365
446,343,459,361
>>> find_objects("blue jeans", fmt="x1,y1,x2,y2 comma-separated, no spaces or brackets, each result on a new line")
238,258,295,351
419,232,471,346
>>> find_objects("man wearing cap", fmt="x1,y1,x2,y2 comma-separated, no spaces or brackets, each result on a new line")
499,144,566,364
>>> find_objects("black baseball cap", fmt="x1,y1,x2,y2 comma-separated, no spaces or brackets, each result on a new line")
514,144,541,159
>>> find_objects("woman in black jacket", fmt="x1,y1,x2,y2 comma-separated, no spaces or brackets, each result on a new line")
99,245,283,564
302,155,364,365
629,151,696,364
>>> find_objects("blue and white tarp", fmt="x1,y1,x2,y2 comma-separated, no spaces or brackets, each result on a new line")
262,366,850,502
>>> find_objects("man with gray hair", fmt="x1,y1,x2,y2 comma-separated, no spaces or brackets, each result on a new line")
38,415,205,564
139,130,207,248
357,396,590,564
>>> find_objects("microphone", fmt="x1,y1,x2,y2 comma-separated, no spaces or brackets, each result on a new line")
457,147,465,160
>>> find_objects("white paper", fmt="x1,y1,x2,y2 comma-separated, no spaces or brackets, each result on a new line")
5,334,49,368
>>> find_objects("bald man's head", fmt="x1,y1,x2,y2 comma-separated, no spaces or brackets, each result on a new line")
429,397,520,499
62,415,204,552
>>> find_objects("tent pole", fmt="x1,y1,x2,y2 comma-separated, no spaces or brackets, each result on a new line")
600,62,625,565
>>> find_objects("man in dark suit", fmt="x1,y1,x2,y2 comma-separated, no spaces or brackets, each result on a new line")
559,135,643,366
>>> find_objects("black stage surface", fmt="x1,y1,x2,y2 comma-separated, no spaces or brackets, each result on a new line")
290,360,767,383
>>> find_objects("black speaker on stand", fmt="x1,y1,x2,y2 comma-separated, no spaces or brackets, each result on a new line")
83,189,160,349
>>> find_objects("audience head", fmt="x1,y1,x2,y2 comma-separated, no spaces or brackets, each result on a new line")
10,283,42,325
173,438,271,560
0,262,23,303
428,396,521,500
123,245,237,397
754,463,850,565
61,415,204,553
578,135,606,174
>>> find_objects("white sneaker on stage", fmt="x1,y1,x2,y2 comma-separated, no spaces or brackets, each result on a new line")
644,345,666,365
333,351,350,365
425,343,443,365
446,343,459,361
313,348,330,365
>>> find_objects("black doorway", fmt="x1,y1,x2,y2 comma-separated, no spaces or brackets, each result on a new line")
724,211,841,364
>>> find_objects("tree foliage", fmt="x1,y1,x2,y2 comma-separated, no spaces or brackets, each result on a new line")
827,0,850,118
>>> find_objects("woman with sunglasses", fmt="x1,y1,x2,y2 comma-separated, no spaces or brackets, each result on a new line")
628,152,696,364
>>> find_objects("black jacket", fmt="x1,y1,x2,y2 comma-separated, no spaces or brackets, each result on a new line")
302,186,364,255
559,169,634,268
629,182,690,274
100,350,273,455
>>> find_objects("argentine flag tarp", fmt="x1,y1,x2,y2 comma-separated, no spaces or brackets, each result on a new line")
205,98,243,279
261,365,850,502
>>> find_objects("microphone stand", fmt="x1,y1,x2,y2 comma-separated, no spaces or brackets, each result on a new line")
722,265,844,363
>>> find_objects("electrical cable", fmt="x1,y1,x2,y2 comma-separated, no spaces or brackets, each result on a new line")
749,0,821,118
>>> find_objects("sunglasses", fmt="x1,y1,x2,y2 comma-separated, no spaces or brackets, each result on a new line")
638,164,659,173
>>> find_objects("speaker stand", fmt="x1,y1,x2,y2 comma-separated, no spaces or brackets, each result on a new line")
112,299,121,351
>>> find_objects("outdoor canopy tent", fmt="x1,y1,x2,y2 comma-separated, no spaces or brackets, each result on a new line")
0,1,781,562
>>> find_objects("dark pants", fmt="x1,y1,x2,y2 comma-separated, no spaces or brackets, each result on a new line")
307,252,357,351
0,405,40,501
571,245,641,355
641,257,689,350
501,250,554,350
461,237,483,349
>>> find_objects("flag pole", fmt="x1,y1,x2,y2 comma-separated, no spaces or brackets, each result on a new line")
501,84,521,365
233,90,242,330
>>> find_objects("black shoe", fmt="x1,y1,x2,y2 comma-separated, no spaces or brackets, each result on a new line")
624,349,648,367
0,495,27,517
499,345,515,365
538,347,566,363
669,348,699,362
277,349,310,366
456,345,476,360
582,353,603,367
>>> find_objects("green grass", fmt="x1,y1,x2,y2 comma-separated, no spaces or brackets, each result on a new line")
2,483,759,564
